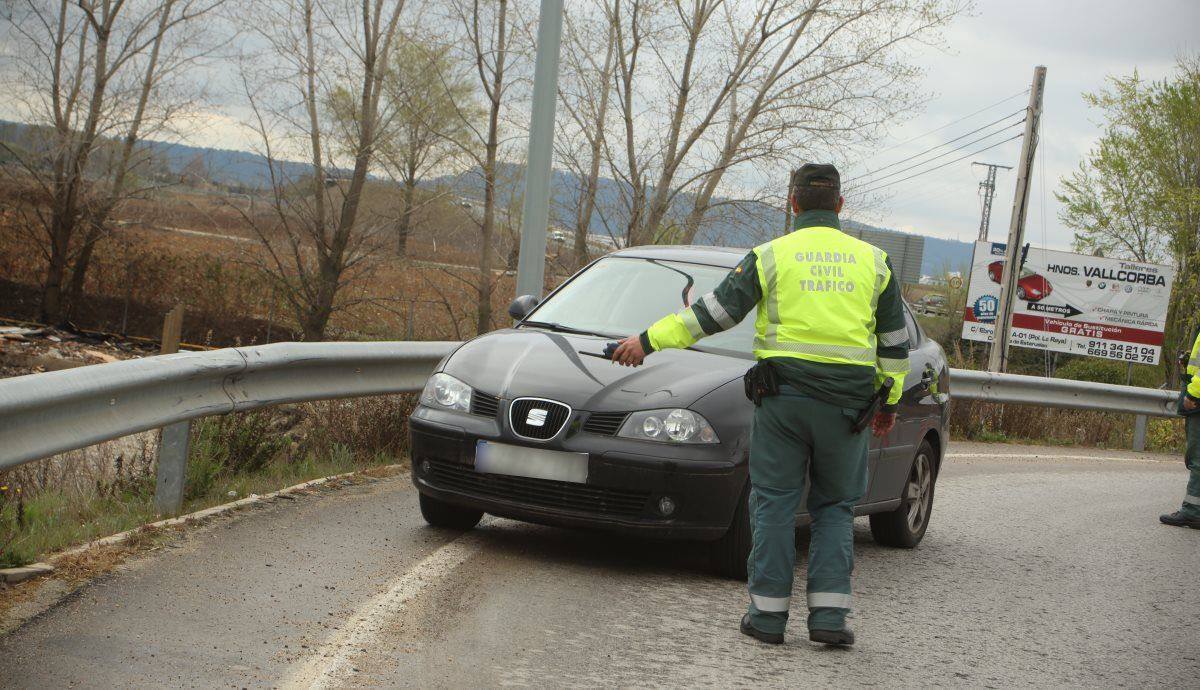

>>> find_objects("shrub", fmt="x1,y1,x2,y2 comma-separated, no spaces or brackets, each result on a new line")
186,410,291,499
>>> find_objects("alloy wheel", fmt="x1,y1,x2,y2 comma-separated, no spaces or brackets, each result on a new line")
905,452,933,532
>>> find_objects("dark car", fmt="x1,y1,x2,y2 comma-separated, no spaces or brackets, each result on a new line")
987,260,1053,302
409,246,950,579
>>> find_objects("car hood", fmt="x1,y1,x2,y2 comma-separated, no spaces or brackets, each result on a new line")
442,328,751,411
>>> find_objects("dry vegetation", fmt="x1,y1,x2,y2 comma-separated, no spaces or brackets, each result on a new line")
1,396,417,568
0,182,581,346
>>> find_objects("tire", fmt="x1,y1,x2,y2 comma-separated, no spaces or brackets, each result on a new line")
1016,286,1027,300
710,483,752,580
870,440,936,548
419,491,484,530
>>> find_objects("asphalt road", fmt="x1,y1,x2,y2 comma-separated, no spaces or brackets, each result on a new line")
2,443,1198,688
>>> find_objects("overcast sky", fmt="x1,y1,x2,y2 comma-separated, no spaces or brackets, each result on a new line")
3,0,1196,254
842,0,1200,251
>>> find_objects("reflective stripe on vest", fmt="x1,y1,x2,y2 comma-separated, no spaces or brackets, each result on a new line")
679,308,704,339
752,227,890,367
879,327,907,347
1190,331,1200,371
701,292,736,329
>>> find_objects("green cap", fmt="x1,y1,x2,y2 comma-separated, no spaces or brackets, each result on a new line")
790,163,840,193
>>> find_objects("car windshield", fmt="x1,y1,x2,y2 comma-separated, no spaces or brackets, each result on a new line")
526,256,755,356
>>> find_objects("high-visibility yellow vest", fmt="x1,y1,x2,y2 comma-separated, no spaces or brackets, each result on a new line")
752,226,895,372
1187,328,1200,400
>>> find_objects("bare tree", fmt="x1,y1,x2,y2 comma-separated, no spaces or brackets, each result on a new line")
440,0,528,334
553,1,618,269
237,0,408,340
328,36,479,257
597,0,962,247
1,0,228,323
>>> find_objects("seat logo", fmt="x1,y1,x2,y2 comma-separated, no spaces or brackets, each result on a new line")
526,408,548,427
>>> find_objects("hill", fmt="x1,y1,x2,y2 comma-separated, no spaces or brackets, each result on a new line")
0,120,974,274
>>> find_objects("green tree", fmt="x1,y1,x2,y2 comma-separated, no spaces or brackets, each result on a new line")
329,37,478,257
1057,57,1200,381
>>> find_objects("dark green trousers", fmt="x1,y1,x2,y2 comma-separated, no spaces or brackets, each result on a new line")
745,388,868,635
1183,412,1200,518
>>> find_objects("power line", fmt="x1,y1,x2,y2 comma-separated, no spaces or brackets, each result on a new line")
847,110,1024,185
849,88,1030,163
848,120,1025,191
855,133,1023,197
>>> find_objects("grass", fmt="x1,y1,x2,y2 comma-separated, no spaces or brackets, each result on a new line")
0,395,415,568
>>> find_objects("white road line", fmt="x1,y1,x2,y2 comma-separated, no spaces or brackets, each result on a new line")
947,453,1161,464
282,528,487,689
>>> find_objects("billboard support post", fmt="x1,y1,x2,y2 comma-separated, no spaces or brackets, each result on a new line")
989,66,1047,373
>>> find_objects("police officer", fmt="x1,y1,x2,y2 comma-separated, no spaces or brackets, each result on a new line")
1160,325,1200,528
612,163,909,646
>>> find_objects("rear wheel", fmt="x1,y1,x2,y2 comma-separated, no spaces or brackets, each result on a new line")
870,440,936,548
710,483,752,580
419,492,484,530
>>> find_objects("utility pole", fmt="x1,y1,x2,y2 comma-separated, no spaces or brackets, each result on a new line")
988,66,1047,373
514,0,565,300
972,162,1012,241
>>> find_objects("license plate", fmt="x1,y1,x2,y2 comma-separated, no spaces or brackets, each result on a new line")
474,441,588,484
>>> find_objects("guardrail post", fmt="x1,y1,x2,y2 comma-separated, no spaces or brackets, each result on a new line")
1132,414,1148,452
154,305,189,515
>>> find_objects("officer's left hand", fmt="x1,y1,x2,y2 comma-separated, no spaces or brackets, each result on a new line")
1186,396,1198,411
612,336,646,367
871,412,896,438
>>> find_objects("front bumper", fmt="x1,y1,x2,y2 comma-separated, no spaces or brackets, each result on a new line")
408,406,747,541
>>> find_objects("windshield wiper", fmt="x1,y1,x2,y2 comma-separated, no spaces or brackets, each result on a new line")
648,259,696,307
518,320,619,339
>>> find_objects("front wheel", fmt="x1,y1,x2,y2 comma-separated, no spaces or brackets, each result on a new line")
419,492,483,530
710,483,751,580
870,440,936,548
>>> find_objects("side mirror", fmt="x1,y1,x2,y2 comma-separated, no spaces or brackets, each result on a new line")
508,294,540,321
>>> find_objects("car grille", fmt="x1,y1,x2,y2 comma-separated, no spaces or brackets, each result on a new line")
423,459,650,518
470,392,501,418
509,398,571,440
582,411,628,436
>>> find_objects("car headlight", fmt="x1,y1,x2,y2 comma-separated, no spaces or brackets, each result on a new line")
618,409,719,444
420,372,473,412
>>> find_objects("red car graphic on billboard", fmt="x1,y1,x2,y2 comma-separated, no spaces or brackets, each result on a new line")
987,260,1053,302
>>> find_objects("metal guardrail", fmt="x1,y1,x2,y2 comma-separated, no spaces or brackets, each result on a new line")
0,343,1183,478
949,368,1178,418
0,341,457,471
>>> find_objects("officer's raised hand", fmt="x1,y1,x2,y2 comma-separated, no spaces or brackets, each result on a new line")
871,411,896,438
612,335,646,367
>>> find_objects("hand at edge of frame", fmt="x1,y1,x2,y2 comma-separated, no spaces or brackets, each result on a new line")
872,412,897,438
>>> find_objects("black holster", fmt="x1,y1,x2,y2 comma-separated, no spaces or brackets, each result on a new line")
743,361,780,407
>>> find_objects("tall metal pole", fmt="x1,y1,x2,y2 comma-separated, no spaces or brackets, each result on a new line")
988,66,1047,373
514,0,565,299
972,161,1011,241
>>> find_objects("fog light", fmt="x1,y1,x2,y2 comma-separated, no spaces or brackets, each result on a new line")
421,459,432,474
657,496,676,516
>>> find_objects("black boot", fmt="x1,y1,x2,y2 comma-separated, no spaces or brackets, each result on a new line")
740,614,783,645
809,627,855,647
1159,511,1200,529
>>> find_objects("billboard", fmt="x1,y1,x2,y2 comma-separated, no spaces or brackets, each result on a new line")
961,241,1175,365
